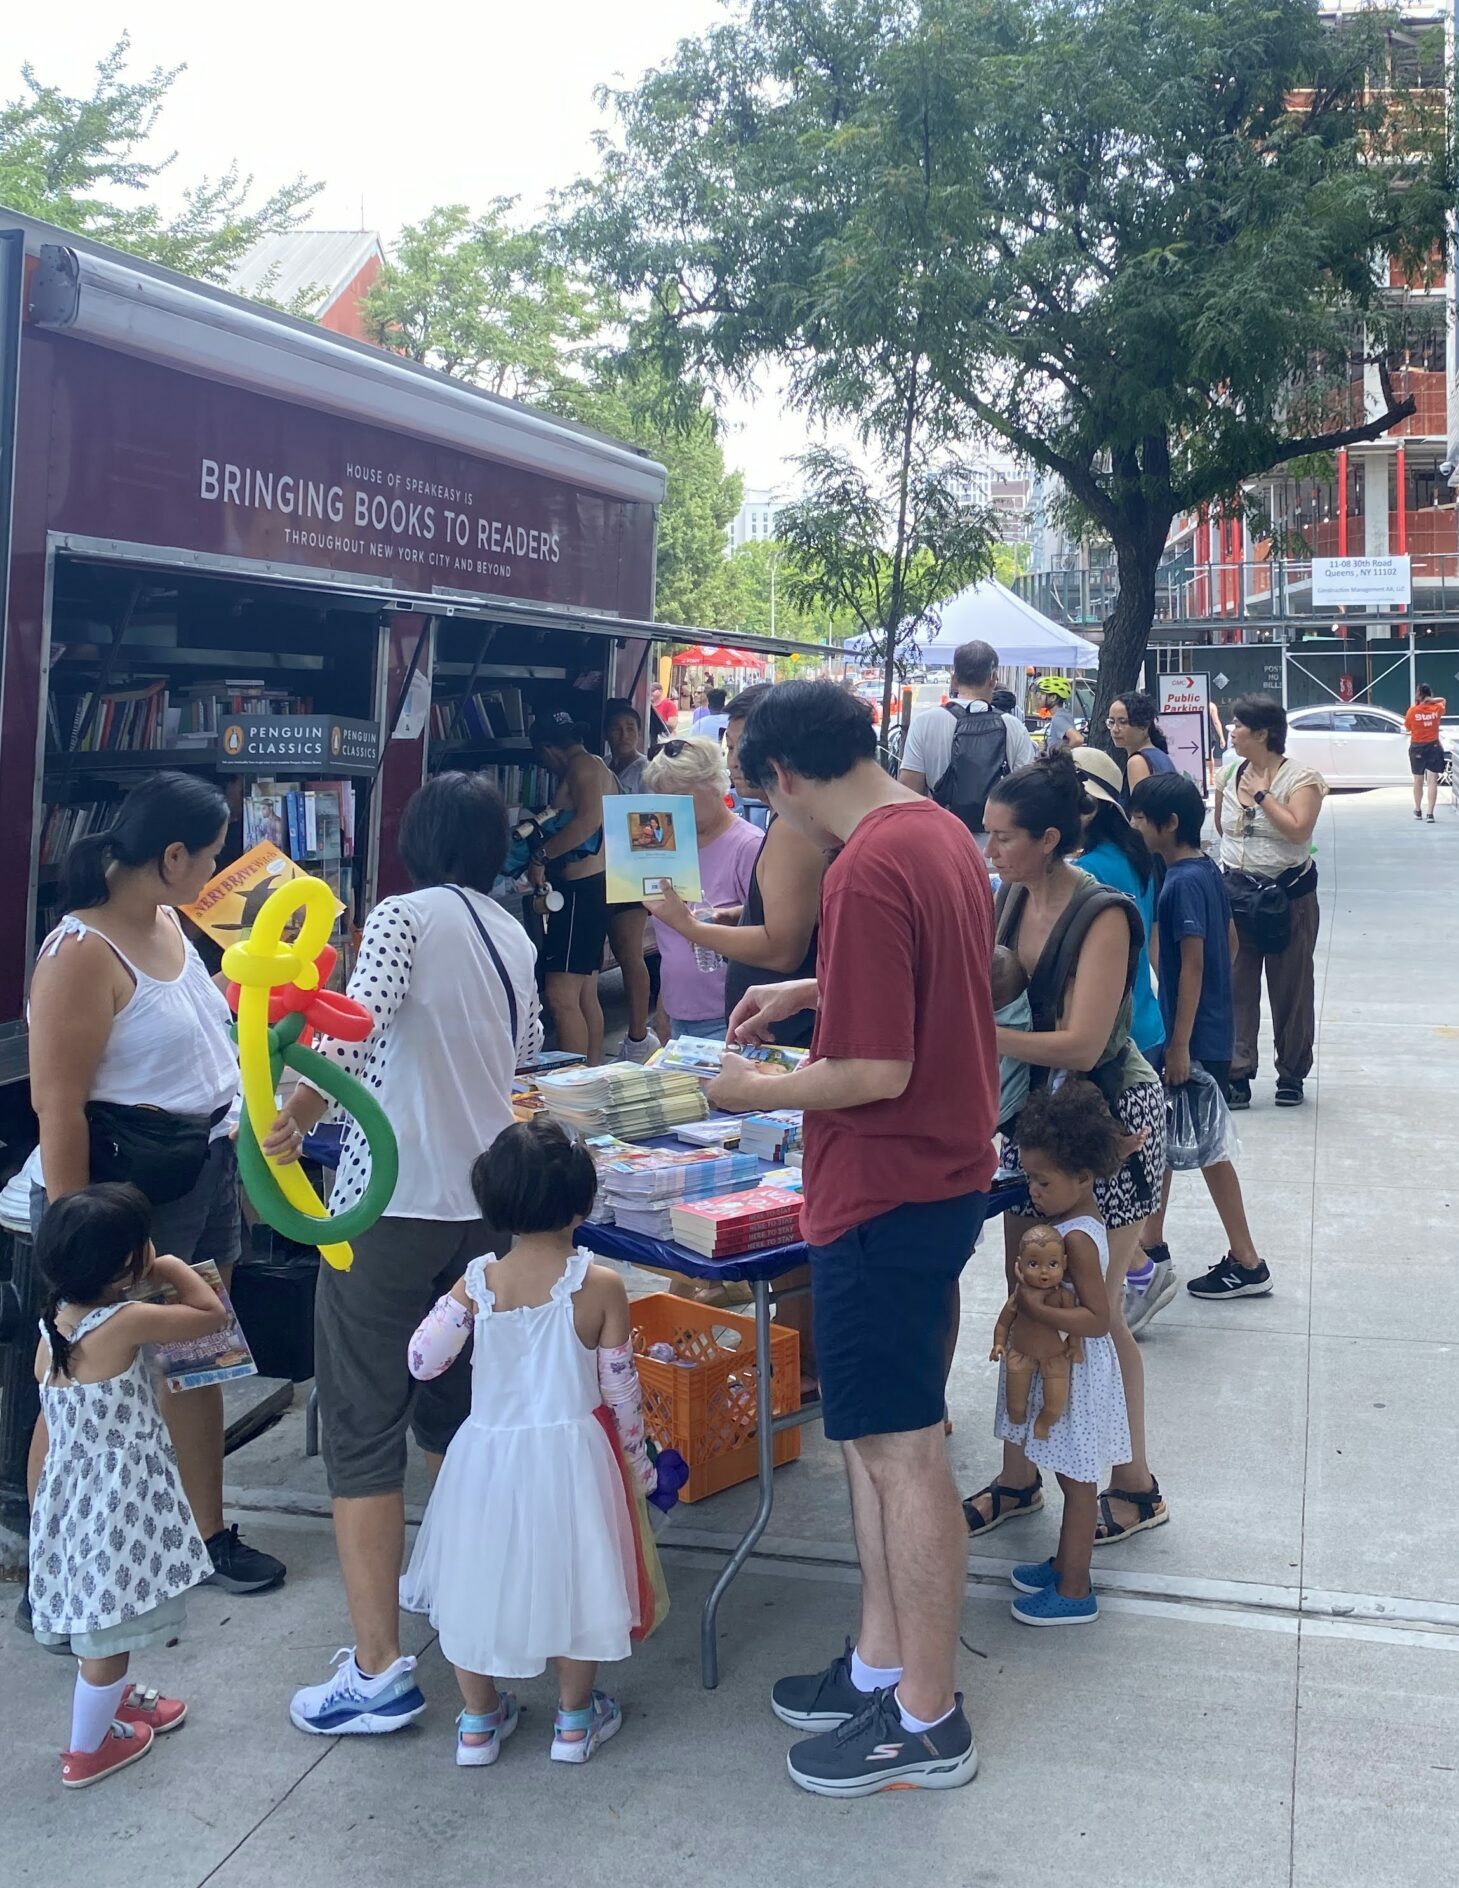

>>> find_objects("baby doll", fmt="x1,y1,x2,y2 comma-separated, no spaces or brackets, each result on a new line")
990,1224,1084,1441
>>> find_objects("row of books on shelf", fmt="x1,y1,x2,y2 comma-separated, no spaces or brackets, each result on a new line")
479,763,554,813
49,680,311,756
39,801,111,866
243,782,356,869
431,684,530,745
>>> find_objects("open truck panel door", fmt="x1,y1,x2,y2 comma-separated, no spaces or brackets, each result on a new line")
0,229,21,748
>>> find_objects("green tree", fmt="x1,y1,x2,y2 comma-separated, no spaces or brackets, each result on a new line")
572,0,1454,722
572,0,1003,727
0,35,319,282
716,537,859,644
775,447,995,719
363,202,742,626
558,363,743,627
363,202,610,402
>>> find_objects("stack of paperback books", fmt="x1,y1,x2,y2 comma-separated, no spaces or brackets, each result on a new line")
596,1144,762,1235
673,1116,745,1149
669,1184,804,1258
534,1062,708,1138
738,1110,803,1163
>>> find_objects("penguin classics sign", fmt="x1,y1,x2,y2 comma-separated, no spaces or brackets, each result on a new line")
218,716,382,776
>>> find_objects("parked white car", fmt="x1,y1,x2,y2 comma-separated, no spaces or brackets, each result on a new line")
1282,704,1414,788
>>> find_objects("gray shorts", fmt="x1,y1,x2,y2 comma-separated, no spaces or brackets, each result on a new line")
313,1214,500,1500
30,1137,243,1277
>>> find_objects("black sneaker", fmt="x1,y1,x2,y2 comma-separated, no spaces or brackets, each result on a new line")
1227,1078,1252,1111
203,1525,286,1594
786,1688,978,1798
1274,1078,1304,1107
1186,1253,1273,1301
771,1639,868,1730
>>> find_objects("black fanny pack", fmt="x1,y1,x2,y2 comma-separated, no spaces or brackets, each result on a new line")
86,1100,229,1206
1223,862,1316,956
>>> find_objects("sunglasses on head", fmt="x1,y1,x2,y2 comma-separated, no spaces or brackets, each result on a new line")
661,739,691,758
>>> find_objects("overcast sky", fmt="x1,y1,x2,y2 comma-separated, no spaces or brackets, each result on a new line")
1,1,812,490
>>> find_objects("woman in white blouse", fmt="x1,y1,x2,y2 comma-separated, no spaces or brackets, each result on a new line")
272,772,541,1739
1215,695,1327,1111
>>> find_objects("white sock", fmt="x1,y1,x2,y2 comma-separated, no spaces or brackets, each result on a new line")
850,1648,902,1693
895,1688,955,1735
71,1675,128,1754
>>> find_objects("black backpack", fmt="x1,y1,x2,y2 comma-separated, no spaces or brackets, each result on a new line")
931,703,1011,835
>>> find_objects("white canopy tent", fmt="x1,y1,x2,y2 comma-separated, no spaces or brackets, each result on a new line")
850,578,1098,670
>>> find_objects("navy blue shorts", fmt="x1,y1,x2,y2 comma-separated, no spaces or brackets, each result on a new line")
808,1190,988,1442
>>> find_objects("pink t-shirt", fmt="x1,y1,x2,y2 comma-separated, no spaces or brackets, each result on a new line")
651,816,764,1023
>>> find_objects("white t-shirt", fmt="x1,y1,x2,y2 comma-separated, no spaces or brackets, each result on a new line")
900,698,1035,788
308,885,542,1222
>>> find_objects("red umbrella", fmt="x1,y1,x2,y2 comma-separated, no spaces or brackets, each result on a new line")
669,644,766,669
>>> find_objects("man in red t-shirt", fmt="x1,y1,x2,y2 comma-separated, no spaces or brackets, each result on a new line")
708,680,997,1798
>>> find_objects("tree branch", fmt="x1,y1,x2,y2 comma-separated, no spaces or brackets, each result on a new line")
1255,396,1416,476
957,390,1119,536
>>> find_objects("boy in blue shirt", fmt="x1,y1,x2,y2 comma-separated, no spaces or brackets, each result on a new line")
1130,773,1272,1304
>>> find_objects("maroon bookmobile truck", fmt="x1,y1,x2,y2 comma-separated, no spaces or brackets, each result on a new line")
0,212,689,1099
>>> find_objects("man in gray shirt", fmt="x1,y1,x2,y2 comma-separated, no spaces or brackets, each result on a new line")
899,639,1035,801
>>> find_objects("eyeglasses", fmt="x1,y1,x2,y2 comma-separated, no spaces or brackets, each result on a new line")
660,739,691,758
1105,717,1131,729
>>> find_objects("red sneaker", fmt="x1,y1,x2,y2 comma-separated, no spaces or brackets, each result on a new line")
116,1685,188,1735
61,1720,154,1789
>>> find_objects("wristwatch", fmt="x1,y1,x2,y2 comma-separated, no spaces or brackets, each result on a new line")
1253,789,1268,806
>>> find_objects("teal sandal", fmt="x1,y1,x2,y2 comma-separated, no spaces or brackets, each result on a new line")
455,1694,518,1768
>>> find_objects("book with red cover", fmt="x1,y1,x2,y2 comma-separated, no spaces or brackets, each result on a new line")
670,1186,803,1255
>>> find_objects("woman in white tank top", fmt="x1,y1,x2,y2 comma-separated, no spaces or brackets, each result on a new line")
25,772,288,1602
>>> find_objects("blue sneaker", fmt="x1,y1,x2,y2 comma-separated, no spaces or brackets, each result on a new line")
1010,1557,1060,1595
1011,1584,1098,1627
289,1648,426,1735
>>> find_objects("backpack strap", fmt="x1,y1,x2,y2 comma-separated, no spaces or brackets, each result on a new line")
1033,876,1142,1038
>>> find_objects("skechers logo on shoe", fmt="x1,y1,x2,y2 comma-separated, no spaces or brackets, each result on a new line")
866,1742,908,1763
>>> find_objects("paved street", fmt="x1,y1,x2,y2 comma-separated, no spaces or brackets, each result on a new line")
4,787,1456,1887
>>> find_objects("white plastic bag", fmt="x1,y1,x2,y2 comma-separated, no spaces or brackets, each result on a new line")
1165,1065,1241,1171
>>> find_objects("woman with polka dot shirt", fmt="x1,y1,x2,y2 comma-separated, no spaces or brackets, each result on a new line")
274,773,540,1736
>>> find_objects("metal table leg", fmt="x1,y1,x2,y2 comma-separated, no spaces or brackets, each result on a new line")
305,1384,319,1458
700,1276,777,1689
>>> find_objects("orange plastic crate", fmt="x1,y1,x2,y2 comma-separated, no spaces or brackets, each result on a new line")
630,1293,801,1503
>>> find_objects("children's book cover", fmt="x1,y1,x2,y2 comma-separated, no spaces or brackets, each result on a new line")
603,795,703,904
180,842,342,946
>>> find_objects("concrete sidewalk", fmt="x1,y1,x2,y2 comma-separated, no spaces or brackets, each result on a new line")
4,787,1456,1886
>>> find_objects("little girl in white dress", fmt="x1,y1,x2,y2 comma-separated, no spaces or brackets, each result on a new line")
991,1082,1132,1627
400,1118,658,1768
29,1185,224,1788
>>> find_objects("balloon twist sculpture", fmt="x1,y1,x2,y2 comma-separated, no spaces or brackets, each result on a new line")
223,876,398,1272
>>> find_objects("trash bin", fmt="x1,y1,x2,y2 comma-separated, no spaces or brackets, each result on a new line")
0,1214,39,1573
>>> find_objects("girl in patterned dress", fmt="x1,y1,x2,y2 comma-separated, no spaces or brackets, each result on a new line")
992,1083,1132,1627
29,1185,223,1788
